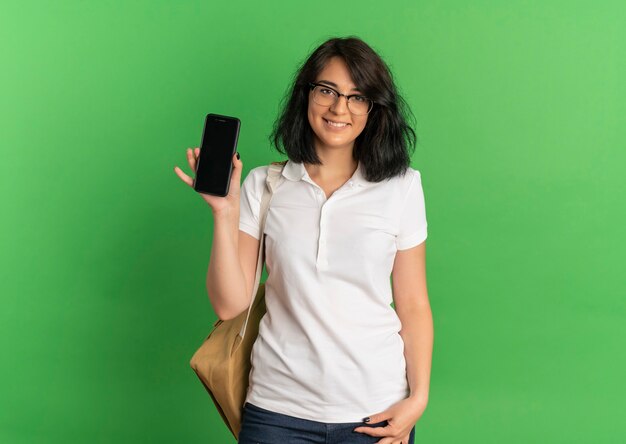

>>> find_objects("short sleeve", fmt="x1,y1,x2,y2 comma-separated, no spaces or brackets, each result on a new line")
238,167,267,240
396,169,428,250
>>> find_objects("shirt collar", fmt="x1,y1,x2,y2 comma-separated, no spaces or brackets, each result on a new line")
281,159,372,188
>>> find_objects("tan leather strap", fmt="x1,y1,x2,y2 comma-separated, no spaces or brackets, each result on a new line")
238,161,287,339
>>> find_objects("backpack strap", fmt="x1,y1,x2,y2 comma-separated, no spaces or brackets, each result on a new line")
238,160,287,339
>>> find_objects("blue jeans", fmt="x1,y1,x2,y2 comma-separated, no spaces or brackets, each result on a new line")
238,402,416,444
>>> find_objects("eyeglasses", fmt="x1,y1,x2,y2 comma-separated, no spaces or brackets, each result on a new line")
308,82,374,115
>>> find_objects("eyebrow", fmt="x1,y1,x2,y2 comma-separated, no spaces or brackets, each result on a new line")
317,80,362,92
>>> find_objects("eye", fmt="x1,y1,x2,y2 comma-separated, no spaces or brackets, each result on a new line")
353,95,367,102
319,88,335,96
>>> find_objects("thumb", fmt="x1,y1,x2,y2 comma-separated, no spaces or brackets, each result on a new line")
231,151,243,185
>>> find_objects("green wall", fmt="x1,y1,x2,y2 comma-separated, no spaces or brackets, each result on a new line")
1,1,624,442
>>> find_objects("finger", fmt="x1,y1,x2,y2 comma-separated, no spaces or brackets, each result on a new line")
193,148,201,172
173,165,194,187
353,425,390,437
373,437,395,444
186,147,198,172
382,436,405,444
192,147,200,170
384,431,409,444
229,151,242,194
361,412,389,425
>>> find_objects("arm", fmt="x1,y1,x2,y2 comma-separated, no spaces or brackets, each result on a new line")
206,208,250,320
352,240,431,440
175,148,252,321
392,240,432,405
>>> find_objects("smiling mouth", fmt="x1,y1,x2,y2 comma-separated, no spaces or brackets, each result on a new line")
324,118,350,127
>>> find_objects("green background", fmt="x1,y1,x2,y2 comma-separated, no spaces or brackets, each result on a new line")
1,0,624,442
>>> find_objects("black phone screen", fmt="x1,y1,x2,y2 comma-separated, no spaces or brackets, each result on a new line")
194,113,241,197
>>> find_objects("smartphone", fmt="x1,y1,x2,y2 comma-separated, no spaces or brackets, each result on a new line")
193,113,241,196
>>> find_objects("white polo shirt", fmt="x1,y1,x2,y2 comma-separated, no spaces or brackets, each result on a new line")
238,159,428,423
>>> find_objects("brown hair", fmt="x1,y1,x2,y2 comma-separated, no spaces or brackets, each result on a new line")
269,35,417,181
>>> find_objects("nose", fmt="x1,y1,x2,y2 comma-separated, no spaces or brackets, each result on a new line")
329,94,349,114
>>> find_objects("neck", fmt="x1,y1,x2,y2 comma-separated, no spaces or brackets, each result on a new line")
305,145,358,183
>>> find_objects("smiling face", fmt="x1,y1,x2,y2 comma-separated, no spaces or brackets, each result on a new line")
307,56,369,154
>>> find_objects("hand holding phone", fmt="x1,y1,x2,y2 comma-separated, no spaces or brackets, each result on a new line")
173,113,243,215
194,114,241,196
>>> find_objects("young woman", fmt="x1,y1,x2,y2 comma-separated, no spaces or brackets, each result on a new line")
175,36,432,444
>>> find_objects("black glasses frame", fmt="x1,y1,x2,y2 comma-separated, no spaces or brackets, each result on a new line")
308,82,374,115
